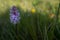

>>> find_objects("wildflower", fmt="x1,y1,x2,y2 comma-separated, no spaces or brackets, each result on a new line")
10,6,20,24
49,13,55,18
31,8,36,13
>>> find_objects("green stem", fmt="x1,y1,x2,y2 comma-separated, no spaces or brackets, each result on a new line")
14,24,18,40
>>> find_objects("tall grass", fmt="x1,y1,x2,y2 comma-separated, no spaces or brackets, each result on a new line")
0,0,60,40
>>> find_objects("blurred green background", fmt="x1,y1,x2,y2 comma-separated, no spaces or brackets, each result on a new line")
0,0,60,40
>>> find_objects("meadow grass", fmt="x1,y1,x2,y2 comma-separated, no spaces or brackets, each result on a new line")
0,0,60,40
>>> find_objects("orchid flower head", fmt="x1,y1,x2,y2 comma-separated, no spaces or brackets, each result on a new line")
10,6,20,24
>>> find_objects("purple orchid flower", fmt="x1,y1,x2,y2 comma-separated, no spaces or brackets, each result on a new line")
10,6,20,24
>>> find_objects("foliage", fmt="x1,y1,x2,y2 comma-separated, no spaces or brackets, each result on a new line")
0,0,60,40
